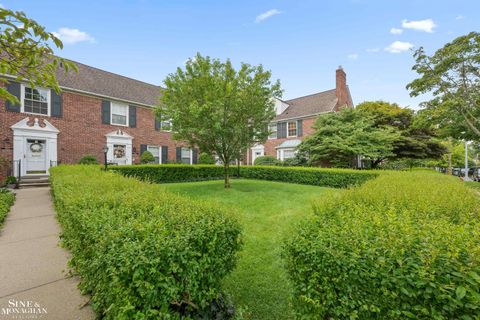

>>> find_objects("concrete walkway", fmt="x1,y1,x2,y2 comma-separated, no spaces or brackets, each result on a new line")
0,187,94,320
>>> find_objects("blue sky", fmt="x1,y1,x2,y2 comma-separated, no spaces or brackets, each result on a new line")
4,0,479,109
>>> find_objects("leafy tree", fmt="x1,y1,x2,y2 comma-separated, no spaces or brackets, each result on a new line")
0,8,76,103
140,151,155,164
298,107,400,168
159,53,281,188
357,101,446,166
407,32,480,140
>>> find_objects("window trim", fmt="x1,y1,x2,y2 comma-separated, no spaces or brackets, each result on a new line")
21,84,51,117
181,147,193,165
287,121,297,137
268,123,277,139
159,119,173,132
147,145,162,164
277,148,296,161
110,102,129,127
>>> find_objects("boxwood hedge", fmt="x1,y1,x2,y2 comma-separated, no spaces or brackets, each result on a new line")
111,164,378,188
284,171,480,319
50,165,242,319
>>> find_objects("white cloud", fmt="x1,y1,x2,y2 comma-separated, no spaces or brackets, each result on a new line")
52,27,95,44
401,19,436,33
385,41,414,53
255,9,281,23
347,53,359,60
390,27,403,35
455,14,464,20
366,48,380,53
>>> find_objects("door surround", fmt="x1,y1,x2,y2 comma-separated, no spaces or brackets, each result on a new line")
105,130,133,165
11,117,59,176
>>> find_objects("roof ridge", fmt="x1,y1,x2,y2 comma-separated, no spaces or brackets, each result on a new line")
285,88,336,102
63,57,162,89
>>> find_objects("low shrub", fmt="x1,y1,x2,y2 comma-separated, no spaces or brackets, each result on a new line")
112,165,377,188
284,171,480,319
111,164,237,183
240,166,378,188
140,150,155,164
5,176,16,185
78,155,98,165
198,152,216,165
253,156,279,166
0,188,15,225
50,165,242,319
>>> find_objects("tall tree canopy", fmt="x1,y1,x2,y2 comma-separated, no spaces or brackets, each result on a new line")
298,101,445,168
159,53,281,188
0,8,75,103
407,32,480,140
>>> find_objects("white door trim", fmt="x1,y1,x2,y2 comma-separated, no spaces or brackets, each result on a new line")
11,117,59,176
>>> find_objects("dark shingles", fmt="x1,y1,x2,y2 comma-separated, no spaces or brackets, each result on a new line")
275,89,337,121
55,60,162,106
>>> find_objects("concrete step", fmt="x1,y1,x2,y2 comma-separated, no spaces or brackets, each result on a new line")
19,176,51,188
19,182,51,188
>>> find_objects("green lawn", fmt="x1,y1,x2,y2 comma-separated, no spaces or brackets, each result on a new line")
466,181,480,192
164,179,336,320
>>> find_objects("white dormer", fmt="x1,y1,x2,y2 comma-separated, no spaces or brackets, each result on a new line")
273,97,289,115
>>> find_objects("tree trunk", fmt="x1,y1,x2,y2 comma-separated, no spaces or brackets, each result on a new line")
224,163,231,188
447,152,452,175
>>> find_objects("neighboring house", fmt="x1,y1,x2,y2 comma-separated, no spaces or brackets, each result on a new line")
0,60,197,178
247,67,354,165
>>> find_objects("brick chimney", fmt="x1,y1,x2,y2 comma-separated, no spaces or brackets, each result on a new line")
335,66,351,111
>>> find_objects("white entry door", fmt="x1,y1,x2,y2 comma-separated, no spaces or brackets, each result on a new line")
26,139,47,174
251,146,264,164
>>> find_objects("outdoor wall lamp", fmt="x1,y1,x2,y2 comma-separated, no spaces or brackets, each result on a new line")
103,145,109,171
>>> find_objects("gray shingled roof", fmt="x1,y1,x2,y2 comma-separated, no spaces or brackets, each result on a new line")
275,89,338,121
55,60,162,106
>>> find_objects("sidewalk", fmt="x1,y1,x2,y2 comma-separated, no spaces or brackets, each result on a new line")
0,187,94,320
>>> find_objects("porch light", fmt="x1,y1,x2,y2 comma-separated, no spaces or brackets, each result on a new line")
103,145,109,171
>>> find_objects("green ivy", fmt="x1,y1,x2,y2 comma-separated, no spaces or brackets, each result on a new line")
284,171,480,319
50,165,242,319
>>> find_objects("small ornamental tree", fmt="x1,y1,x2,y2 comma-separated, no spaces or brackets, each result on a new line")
140,151,155,164
159,53,282,188
0,8,76,103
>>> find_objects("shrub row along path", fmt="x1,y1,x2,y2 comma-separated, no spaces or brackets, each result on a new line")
0,187,94,320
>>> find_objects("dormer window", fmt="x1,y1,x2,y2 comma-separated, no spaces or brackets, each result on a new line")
22,85,50,116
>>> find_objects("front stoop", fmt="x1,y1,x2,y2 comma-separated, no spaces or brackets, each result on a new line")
19,175,50,188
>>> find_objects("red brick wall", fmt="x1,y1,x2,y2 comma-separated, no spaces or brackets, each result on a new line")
247,116,317,165
0,89,186,170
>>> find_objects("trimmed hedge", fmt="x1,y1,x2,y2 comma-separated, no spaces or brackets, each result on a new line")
284,171,480,319
0,188,15,226
111,164,237,183
111,165,378,188
239,166,378,188
50,165,242,319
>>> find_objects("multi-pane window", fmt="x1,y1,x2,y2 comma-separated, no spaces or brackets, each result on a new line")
283,149,296,159
181,148,191,164
147,145,160,164
111,102,128,126
24,86,49,115
160,119,172,131
287,121,297,137
268,123,277,139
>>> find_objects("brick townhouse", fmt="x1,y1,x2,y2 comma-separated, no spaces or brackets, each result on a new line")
0,60,353,178
0,60,197,178
247,67,354,165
